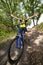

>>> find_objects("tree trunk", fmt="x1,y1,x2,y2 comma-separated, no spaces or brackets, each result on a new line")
36,20,38,25
11,17,14,30
33,18,35,26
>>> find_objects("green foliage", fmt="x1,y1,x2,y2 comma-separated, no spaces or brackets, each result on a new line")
26,20,31,25
23,0,43,25
0,30,16,43
0,22,17,42
0,0,43,42
23,0,41,15
0,0,24,30
0,0,23,42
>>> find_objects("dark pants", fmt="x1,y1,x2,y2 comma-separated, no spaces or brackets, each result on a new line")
16,27,27,48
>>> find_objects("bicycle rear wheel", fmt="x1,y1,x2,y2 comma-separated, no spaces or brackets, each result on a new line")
8,37,24,64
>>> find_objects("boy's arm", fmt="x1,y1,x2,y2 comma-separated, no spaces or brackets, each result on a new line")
27,13,38,20
11,14,20,20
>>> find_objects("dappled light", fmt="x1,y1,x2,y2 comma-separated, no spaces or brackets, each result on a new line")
34,35,43,46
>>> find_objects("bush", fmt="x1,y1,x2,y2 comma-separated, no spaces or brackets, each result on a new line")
36,22,43,32
0,23,17,42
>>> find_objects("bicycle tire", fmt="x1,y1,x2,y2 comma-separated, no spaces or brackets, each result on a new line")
8,37,24,64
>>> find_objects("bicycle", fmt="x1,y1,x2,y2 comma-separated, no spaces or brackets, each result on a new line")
8,24,28,64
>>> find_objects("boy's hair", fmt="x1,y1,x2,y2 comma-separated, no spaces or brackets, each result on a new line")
22,14,27,19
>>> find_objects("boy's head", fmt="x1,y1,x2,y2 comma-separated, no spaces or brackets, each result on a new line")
22,15,26,20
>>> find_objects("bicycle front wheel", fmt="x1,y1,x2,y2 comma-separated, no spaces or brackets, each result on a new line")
8,37,24,64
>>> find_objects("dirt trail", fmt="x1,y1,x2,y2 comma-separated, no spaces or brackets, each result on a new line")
0,28,43,65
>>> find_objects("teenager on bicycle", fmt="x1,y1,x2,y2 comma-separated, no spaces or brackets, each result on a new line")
11,13,38,48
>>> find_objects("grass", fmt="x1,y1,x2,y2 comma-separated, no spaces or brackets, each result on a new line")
0,30,17,48
0,23,17,43
35,22,43,32
0,30,16,48
0,23,18,48
0,30,17,43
